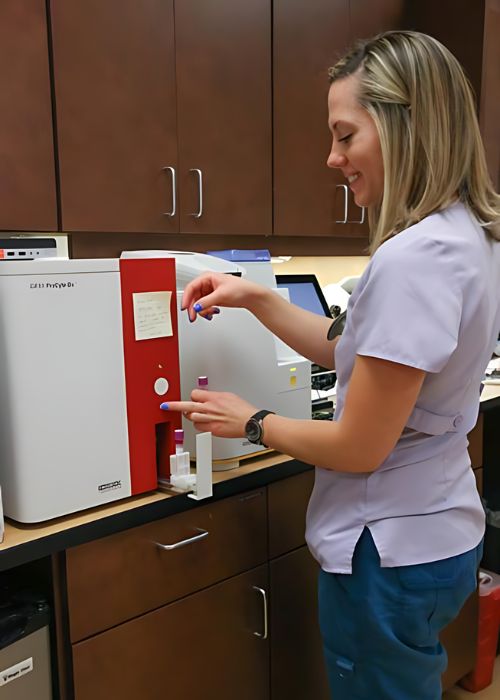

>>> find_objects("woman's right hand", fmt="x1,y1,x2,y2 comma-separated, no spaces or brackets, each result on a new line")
181,272,265,321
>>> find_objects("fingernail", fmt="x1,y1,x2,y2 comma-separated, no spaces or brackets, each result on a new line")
193,303,203,312
203,314,213,321
212,308,221,314
160,403,169,410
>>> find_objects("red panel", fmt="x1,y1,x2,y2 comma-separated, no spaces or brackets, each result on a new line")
119,258,182,494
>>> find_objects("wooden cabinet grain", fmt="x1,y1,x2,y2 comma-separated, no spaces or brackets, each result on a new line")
273,0,403,239
51,0,178,234
72,565,269,700
66,488,267,642
51,0,271,236
268,470,330,699
174,0,272,236
0,0,57,231
62,469,480,698
273,0,359,239
270,546,330,700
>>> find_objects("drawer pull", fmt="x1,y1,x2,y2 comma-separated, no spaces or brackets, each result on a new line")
238,491,263,503
252,586,268,640
155,528,209,551
189,168,203,218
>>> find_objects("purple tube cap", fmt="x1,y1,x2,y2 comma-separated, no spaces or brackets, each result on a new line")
174,429,184,443
197,376,209,387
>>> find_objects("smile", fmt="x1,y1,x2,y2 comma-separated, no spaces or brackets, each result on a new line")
347,173,360,184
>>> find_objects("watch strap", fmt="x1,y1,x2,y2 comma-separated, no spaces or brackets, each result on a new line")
249,409,275,447
250,409,275,422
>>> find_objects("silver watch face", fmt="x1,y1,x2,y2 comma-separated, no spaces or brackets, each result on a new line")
245,417,262,444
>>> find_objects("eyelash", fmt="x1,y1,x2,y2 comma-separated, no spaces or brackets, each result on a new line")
338,134,352,143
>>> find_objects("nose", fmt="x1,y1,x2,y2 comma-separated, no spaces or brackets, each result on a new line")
327,141,347,169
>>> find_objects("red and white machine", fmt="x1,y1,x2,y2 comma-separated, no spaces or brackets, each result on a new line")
0,256,181,523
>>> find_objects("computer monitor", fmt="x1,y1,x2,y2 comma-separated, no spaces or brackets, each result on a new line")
275,274,332,318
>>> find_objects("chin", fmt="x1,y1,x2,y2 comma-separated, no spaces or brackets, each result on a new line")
353,191,376,208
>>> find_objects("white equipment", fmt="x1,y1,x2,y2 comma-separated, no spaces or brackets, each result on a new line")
0,257,182,522
122,251,311,469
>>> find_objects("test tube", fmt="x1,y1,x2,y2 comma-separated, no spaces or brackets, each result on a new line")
174,429,185,455
197,376,209,390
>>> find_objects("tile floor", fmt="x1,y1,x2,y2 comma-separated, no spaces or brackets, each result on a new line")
443,657,500,699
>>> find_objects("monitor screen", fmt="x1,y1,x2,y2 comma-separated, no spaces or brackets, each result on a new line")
275,274,332,318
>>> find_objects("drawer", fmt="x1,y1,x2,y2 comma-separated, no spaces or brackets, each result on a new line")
268,470,314,559
67,488,267,642
72,565,269,700
468,413,483,469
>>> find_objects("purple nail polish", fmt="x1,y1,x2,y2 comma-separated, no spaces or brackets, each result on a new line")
194,302,203,312
212,308,221,314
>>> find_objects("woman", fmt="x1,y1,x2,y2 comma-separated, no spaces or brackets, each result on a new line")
162,31,500,699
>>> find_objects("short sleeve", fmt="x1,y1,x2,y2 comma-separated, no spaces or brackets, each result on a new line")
351,235,462,373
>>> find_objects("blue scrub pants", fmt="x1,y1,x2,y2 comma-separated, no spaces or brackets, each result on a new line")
318,528,482,700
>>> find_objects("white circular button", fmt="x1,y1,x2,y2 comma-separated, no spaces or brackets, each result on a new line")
154,377,169,396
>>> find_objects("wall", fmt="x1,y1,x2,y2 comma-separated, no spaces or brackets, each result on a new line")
271,255,368,287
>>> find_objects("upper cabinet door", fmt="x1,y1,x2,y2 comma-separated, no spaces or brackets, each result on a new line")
349,0,405,42
0,0,57,231
51,0,178,233
175,0,272,235
273,0,367,238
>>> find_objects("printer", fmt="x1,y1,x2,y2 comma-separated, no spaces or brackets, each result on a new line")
122,250,311,469
0,256,181,522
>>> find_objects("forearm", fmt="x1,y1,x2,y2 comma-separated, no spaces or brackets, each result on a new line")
260,413,376,473
248,286,337,369
258,355,425,473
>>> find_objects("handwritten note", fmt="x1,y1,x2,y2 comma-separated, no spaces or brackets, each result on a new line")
132,291,172,341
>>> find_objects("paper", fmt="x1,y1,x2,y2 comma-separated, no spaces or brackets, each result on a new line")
132,291,172,341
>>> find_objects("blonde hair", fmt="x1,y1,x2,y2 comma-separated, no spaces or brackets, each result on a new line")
329,31,500,254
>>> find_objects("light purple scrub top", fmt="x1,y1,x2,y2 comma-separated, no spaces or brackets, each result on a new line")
305,202,500,573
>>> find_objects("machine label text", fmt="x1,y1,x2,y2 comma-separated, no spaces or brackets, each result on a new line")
29,282,76,289
98,480,122,493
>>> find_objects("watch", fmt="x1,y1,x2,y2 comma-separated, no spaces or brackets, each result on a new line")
245,410,275,447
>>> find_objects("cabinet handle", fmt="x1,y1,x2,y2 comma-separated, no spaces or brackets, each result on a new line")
189,168,203,218
162,166,176,217
154,527,209,551
335,184,348,224
252,586,268,640
238,490,264,503
348,204,365,224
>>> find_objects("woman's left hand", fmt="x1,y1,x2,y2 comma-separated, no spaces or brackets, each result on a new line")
160,389,258,438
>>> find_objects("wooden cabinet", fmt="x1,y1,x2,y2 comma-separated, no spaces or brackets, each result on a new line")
273,0,403,239
73,565,269,700
51,0,179,235
273,0,358,238
174,0,272,236
51,0,271,236
270,547,330,700
268,471,330,699
66,489,269,698
66,488,267,641
0,0,57,231
55,466,484,697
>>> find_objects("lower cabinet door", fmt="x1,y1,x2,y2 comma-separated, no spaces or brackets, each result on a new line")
270,546,330,700
72,565,269,700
